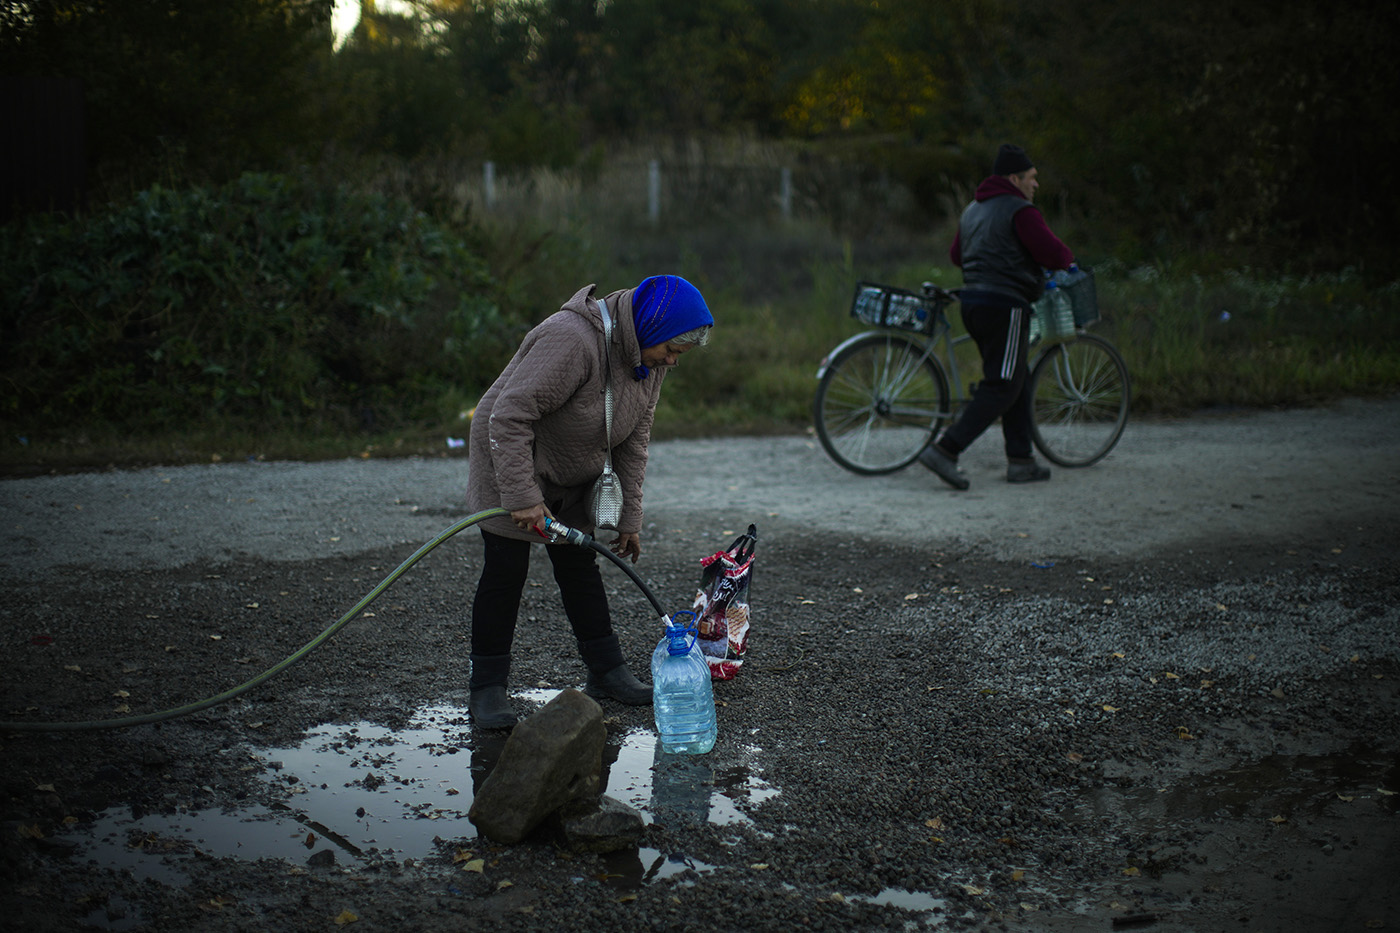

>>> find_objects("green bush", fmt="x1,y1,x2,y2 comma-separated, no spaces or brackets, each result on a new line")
0,173,517,432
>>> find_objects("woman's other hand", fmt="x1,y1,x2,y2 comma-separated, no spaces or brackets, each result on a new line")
610,533,641,563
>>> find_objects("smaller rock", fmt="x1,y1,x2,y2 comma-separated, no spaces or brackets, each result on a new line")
307,848,336,868
559,795,645,854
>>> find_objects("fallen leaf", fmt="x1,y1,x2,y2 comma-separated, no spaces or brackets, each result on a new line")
904,593,919,601
64,665,81,673
1122,867,1140,877
497,881,513,890
618,894,637,903
333,910,358,925
1111,652,1125,659
1102,705,1119,713
1269,815,1287,824
462,859,485,873
1379,788,1397,796
1066,752,1084,762
961,884,985,895
1164,672,1180,680
113,690,130,698
749,863,769,870
925,817,943,830
113,704,130,713
304,832,316,848
1175,726,1195,740
1021,903,1039,911
1336,793,1355,802
1011,869,1025,881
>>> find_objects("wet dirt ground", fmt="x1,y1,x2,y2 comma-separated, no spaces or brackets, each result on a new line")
2,395,1398,932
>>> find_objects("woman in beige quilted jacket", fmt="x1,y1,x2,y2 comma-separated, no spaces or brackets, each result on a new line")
464,275,714,729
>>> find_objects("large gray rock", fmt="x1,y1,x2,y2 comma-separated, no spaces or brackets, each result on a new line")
468,688,606,844
558,794,645,853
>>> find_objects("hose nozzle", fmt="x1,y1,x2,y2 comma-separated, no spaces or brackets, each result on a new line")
539,516,592,546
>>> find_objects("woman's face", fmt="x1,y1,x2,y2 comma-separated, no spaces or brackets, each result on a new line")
639,341,695,369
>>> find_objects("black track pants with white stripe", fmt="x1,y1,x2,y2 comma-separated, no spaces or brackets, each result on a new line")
936,300,1035,462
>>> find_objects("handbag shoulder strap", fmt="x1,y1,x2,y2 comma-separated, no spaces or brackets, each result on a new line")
598,296,614,465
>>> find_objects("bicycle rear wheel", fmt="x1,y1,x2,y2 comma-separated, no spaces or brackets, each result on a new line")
1029,333,1130,467
814,331,950,475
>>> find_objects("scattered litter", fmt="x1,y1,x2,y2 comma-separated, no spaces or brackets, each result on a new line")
1031,561,1055,569
446,437,466,449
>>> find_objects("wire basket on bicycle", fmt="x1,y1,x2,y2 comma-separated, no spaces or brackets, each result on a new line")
850,281,937,333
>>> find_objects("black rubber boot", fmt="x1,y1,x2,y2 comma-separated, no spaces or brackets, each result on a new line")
468,654,518,729
578,634,654,706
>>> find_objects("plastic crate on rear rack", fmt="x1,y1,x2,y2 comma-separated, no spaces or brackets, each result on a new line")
850,281,932,332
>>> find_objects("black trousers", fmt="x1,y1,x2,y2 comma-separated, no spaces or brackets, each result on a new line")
470,529,613,656
937,300,1036,462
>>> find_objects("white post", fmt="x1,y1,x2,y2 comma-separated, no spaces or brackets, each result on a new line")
648,160,660,225
779,167,792,220
483,161,496,210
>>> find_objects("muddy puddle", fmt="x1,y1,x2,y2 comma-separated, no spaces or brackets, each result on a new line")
59,690,777,890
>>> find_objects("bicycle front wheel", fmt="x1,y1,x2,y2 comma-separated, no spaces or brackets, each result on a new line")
1029,333,1131,467
814,331,950,475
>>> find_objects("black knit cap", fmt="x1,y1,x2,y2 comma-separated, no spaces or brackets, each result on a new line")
993,143,1034,176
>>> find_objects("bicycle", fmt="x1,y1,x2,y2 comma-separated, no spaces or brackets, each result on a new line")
813,270,1130,475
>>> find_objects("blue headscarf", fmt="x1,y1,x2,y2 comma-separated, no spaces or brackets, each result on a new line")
630,275,713,380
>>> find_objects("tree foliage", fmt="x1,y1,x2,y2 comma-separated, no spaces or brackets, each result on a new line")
4,0,1397,269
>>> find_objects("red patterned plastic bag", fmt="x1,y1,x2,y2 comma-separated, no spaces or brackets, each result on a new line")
692,525,757,680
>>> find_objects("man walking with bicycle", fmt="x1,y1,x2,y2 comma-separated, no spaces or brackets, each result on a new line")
919,143,1075,489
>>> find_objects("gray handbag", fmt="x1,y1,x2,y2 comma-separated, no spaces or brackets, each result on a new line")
587,297,624,531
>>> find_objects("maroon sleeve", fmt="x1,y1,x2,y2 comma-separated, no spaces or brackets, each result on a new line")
949,228,962,267
1013,207,1074,270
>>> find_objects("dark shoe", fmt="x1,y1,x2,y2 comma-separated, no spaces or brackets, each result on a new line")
918,444,970,490
469,653,517,728
1007,461,1052,483
468,685,518,729
583,664,654,706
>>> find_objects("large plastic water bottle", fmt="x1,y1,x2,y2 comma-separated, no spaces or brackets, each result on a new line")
651,613,717,755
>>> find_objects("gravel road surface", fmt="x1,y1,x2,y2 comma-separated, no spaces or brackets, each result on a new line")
2,395,1398,933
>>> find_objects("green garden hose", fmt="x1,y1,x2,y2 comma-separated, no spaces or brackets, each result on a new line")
1,506,512,733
